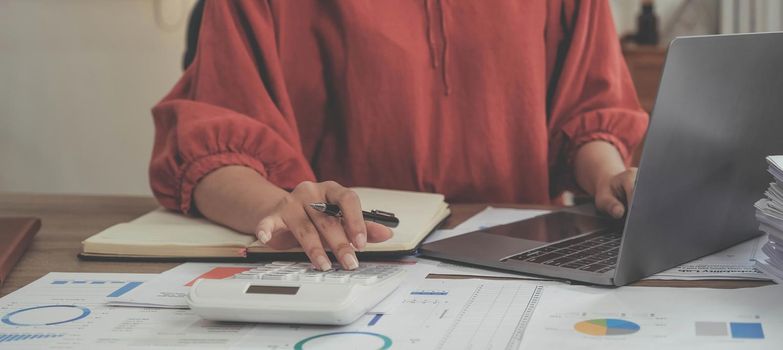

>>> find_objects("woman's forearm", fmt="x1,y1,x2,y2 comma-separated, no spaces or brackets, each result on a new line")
193,165,288,235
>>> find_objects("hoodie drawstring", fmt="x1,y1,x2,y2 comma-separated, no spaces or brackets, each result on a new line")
424,0,450,95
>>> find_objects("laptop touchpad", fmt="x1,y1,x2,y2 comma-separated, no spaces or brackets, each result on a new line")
482,211,614,244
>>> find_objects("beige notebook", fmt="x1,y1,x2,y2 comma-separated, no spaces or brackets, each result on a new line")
81,188,450,259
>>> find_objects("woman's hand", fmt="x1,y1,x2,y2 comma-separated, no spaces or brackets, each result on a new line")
193,167,393,272
593,168,637,219
255,181,394,271
574,141,637,219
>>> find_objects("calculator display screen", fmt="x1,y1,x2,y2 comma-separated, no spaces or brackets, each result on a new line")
245,285,300,295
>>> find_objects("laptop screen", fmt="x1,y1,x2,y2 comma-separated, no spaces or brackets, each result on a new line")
482,212,615,243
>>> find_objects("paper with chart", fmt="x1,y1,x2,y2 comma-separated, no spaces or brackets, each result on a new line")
0,272,264,349
236,278,544,350
645,235,770,280
520,284,783,350
0,272,544,349
3,272,781,349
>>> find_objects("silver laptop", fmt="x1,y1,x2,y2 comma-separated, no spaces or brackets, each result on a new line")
420,32,783,286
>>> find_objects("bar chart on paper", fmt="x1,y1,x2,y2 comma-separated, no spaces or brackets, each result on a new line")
1,277,145,326
0,333,65,343
49,278,144,298
0,273,153,349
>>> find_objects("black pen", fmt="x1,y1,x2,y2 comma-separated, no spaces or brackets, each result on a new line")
308,203,400,228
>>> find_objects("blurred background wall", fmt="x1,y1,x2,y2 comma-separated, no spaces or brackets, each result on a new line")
0,0,781,196
0,0,195,196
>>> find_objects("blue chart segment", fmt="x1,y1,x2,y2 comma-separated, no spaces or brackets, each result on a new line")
0,333,65,343
2,305,91,326
730,322,765,339
106,282,143,297
368,314,384,326
50,279,142,298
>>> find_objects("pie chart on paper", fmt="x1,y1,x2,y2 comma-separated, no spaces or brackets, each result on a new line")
574,318,640,336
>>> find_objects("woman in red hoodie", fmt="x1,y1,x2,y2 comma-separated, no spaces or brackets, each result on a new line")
150,0,649,271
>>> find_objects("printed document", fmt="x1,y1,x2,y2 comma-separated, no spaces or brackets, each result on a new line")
0,272,543,349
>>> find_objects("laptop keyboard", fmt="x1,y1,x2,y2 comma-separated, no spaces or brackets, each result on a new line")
504,231,622,273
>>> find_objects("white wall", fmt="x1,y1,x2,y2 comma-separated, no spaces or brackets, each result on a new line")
0,0,195,196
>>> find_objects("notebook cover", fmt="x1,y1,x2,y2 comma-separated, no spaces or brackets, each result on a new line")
0,217,41,286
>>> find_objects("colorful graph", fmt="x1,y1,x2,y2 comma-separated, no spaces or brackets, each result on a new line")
574,319,640,336
0,333,65,343
1,305,91,326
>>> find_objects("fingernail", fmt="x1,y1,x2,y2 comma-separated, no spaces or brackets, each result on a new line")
316,255,332,271
612,205,625,218
257,230,271,244
342,253,359,270
355,233,367,251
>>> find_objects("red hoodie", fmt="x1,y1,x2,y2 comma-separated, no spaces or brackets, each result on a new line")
150,0,649,214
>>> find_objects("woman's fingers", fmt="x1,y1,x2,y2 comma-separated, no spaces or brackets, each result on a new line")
596,184,625,219
301,187,360,269
282,210,333,271
305,183,360,269
621,168,638,205
366,222,394,243
596,168,638,219
255,215,284,244
305,207,360,270
323,182,368,251
254,180,394,269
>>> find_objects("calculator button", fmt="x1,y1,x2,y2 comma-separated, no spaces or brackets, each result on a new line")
233,274,258,279
350,274,378,285
324,272,352,283
262,273,288,280
281,274,299,281
279,267,308,274
324,276,349,283
250,268,275,273
300,273,324,282
269,261,295,267
238,271,263,278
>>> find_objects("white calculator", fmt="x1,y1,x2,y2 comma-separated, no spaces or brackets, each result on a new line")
186,261,406,325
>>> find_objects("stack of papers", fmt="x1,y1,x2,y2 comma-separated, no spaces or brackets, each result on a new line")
753,156,783,283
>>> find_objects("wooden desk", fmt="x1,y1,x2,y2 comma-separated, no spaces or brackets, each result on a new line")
0,193,771,297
